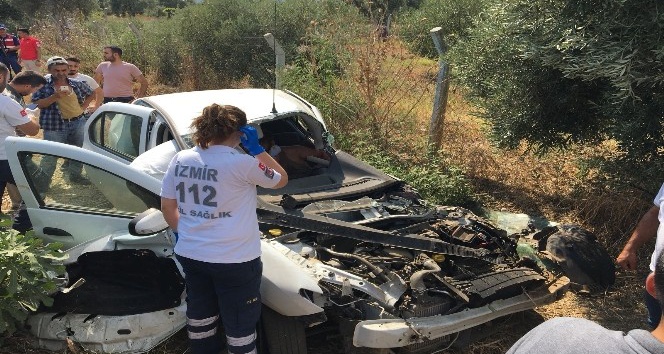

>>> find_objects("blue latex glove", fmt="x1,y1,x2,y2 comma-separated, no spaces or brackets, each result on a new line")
240,125,265,156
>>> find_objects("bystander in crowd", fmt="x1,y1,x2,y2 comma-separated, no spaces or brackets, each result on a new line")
94,46,147,103
17,28,40,73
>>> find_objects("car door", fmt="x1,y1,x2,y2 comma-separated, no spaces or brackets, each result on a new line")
6,136,163,249
82,103,157,164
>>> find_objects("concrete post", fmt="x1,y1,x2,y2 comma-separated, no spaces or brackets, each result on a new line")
429,27,451,147
264,33,285,90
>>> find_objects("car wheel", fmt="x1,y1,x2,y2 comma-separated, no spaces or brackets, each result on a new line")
260,306,307,354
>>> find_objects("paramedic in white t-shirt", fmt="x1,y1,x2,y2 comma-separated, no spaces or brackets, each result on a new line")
0,62,40,199
617,182,664,328
160,104,287,354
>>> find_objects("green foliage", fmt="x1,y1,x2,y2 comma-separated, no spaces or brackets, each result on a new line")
0,0,99,29
0,1,26,29
15,0,100,17
282,4,366,136
176,0,268,87
280,2,475,205
106,0,156,16
141,20,186,85
451,0,664,166
352,141,474,206
0,230,66,338
169,0,357,88
396,0,489,58
158,0,192,8
349,0,422,22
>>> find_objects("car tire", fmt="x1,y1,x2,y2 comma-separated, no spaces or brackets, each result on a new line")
260,305,307,354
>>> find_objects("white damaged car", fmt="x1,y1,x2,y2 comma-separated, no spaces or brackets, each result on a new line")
6,89,615,353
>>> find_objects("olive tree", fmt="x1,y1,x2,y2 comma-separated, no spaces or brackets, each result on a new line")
450,0,664,187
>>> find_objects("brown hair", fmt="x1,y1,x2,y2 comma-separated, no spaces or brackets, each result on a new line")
191,104,247,149
11,70,47,86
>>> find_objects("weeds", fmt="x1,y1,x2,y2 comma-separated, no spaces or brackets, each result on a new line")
0,231,66,341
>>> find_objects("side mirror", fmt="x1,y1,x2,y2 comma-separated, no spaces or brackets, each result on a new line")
128,208,168,236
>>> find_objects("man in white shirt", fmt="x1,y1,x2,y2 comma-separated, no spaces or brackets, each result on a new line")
617,183,664,328
2,70,45,213
0,62,40,207
66,56,103,114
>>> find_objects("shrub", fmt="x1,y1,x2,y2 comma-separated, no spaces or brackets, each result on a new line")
0,230,66,340
352,141,474,206
396,0,490,58
450,0,664,168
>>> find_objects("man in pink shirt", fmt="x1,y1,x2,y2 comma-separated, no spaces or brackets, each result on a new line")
17,28,40,73
94,46,148,103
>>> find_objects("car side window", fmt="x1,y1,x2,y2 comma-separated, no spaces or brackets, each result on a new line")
20,152,160,216
89,112,143,161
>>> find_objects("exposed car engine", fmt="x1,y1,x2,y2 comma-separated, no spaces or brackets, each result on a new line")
257,187,559,353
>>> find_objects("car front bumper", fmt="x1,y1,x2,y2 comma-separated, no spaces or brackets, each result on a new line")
353,276,569,348
26,302,186,353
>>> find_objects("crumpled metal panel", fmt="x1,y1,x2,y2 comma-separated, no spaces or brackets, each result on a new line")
26,302,186,353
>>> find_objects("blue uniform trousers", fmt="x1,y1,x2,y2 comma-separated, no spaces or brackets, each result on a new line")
176,255,262,354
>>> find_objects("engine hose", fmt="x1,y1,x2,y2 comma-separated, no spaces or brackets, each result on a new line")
410,256,441,293
319,247,391,283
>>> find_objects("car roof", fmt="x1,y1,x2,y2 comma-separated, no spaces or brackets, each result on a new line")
139,89,323,135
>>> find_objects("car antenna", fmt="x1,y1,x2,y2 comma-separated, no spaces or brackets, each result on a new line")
271,0,278,114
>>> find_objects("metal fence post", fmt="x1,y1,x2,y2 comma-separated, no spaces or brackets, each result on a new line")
264,33,285,90
429,27,451,147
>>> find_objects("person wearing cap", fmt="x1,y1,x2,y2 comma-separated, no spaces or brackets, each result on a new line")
32,56,94,187
0,24,21,77
17,28,40,73
94,46,148,103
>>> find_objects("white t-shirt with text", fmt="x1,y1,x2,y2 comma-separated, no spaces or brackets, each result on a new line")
0,94,31,160
161,145,281,264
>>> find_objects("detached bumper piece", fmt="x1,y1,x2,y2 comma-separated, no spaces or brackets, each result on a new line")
26,249,187,353
26,303,186,353
353,276,569,348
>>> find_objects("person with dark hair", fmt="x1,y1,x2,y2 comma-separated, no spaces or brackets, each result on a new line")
65,56,103,113
32,56,94,186
2,69,43,226
0,62,40,217
507,249,664,353
94,45,148,103
0,24,21,76
617,183,664,328
17,28,40,73
160,104,287,354
5,70,46,106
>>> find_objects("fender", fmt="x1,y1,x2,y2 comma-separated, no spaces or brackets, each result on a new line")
260,240,324,316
